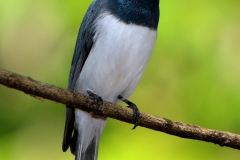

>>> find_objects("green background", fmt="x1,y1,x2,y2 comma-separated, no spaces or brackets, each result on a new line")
1,0,240,159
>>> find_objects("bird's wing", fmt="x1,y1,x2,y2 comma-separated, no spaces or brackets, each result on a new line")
62,0,104,152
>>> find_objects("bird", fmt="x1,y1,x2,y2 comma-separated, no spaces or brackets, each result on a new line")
62,0,160,159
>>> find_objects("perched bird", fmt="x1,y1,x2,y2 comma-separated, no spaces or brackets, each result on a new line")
62,0,160,159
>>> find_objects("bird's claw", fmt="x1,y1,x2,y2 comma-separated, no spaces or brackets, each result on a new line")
87,90,103,109
118,95,140,129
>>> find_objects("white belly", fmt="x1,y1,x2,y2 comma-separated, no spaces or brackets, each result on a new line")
75,12,157,103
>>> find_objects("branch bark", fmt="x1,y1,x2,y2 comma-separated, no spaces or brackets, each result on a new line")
0,69,240,149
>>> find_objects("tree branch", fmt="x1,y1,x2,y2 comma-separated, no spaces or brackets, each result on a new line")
0,69,240,149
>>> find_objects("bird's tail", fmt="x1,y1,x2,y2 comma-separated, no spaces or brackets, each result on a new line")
75,110,107,160
75,135,100,160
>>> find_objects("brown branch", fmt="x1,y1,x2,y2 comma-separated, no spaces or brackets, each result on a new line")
0,68,240,149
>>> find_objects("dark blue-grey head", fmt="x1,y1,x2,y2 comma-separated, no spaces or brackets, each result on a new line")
106,0,160,29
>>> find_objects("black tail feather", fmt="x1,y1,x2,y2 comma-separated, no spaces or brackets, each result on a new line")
71,129,78,155
62,107,75,152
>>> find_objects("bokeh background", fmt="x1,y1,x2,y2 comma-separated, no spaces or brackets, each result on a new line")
1,0,240,159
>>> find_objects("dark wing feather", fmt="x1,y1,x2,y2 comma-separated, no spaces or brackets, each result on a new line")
62,1,104,152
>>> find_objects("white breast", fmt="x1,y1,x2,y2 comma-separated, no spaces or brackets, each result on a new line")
75,12,157,103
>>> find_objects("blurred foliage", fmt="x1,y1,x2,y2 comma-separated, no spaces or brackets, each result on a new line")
0,0,240,159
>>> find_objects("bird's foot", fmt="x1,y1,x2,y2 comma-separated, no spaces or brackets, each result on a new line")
87,90,103,108
118,95,140,129
87,90,105,119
